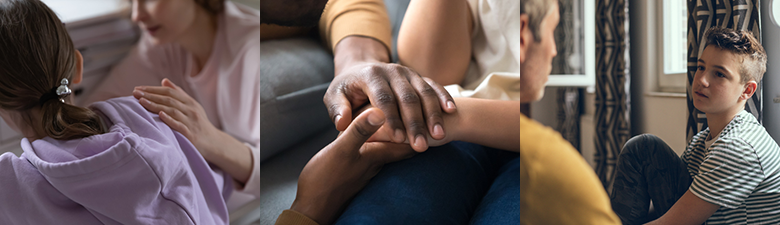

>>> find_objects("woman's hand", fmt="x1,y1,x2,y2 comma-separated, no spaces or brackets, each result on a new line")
360,102,460,151
133,78,253,183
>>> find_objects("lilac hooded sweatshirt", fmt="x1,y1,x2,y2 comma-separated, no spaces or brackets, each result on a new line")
0,96,231,224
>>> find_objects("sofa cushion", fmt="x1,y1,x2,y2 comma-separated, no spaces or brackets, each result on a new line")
260,37,334,161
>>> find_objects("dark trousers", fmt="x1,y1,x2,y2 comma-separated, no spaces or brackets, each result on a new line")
334,141,519,225
610,134,693,225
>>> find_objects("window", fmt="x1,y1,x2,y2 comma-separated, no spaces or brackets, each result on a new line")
658,0,688,93
772,0,780,27
546,0,595,88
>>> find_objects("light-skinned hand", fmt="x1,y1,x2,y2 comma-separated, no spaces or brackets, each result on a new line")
132,78,252,183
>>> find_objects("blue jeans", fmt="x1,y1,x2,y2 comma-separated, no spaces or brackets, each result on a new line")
334,141,519,225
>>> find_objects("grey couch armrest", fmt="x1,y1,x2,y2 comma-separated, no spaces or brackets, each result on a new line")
260,37,334,161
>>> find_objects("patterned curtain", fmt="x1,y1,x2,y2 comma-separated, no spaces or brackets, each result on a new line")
595,0,631,190
557,87,581,151
686,0,762,142
553,0,583,151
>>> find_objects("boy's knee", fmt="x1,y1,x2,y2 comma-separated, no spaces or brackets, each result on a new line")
621,134,663,156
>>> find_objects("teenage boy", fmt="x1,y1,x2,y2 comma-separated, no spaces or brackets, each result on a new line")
610,27,780,225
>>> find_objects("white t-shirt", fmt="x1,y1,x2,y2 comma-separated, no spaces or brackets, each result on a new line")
445,0,520,100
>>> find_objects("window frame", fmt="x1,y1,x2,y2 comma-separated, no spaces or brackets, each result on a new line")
545,0,595,88
656,0,688,93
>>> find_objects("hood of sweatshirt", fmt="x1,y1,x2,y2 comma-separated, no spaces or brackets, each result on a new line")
0,96,230,224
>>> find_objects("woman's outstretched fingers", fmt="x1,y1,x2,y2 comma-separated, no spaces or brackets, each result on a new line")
159,110,191,137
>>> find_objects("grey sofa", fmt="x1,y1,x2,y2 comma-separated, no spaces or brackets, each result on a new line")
257,0,412,223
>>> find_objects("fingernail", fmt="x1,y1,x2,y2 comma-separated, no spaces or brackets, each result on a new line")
335,115,342,124
414,135,426,148
135,86,146,91
367,112,384,126
142,98,153,105
133,90,144,96
394,129,405,143
447,101,456,110
433,124,444,137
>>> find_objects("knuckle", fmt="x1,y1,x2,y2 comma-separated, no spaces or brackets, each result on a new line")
423,76,436,84
386,116,403,127
427,111,443,121
163,87,174,95
362,64,386,77
163,97,176,106
419,85,437,97
375,92,396,106
187,110,198,120
406,121,427,133
404,66,420,77
399,92,420,104
352,123,373,138
327,104,340,115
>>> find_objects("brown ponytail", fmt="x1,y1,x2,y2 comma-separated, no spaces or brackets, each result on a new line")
0,0,104,140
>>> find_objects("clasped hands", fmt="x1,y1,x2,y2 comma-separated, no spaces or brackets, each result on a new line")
290,60,459,224
324,61,458,151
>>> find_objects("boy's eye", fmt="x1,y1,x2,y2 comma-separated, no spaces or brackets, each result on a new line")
697,66,705,71
717,72,726,78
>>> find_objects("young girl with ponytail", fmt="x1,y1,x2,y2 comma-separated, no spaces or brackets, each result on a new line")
0,0,233,223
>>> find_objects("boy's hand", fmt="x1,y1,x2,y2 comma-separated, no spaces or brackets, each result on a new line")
291,108,416,224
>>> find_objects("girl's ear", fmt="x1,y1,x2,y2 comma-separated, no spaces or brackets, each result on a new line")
73,50,83,84
741,80,758,100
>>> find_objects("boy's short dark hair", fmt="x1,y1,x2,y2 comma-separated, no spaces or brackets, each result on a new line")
521,0,557,42
704,27,767,83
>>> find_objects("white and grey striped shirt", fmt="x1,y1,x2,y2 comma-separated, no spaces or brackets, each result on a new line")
683,110,780,224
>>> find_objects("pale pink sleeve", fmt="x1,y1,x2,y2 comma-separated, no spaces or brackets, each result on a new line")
218,41,260,197
82,35,184,105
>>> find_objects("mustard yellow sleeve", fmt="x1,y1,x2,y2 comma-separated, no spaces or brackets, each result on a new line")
260,24,312,41
275,210,320,225
520,115,621,225
318,0,392,52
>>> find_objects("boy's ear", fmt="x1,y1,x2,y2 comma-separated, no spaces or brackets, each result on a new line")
519,14,530,64
73,50,83,85
741,80,758,100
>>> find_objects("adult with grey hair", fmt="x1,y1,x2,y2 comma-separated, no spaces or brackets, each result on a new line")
83,0,261,210
516,0,620,223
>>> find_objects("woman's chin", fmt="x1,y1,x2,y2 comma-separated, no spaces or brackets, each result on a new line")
145,33,171,46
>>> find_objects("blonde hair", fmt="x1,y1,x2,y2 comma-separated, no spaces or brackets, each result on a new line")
521,0,557,41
